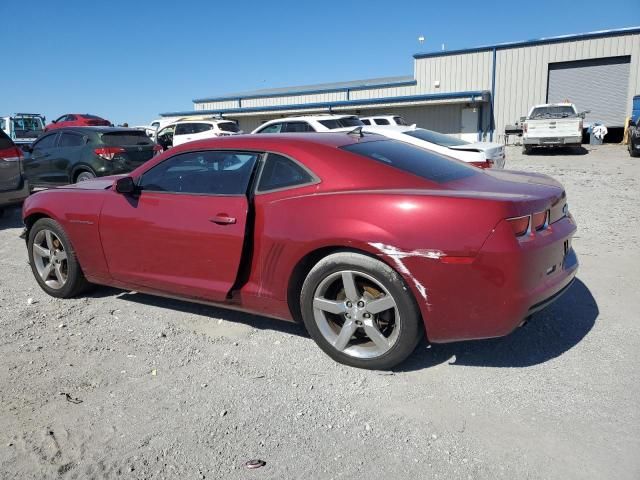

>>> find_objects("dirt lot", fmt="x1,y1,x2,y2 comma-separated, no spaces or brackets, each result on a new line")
0,144,638,479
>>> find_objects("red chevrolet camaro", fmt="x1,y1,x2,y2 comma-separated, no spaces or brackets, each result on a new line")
21,133,578,369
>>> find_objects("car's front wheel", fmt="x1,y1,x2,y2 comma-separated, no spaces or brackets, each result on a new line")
28,218,91,298
75,170,96,183
300,252,423,370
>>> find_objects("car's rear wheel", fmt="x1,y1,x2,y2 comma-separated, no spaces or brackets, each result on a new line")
28,218,91,298
522,145,532,155
75,170,96,183
300,252,423,370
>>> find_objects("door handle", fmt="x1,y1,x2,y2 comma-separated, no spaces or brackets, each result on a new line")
210,214,236,225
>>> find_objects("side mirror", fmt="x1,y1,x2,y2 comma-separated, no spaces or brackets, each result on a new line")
21,145,33,153
519,116,527,123
115,176,137,194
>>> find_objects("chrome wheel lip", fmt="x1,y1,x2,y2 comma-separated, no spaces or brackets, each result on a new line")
32,229,68,290
312,270,400,359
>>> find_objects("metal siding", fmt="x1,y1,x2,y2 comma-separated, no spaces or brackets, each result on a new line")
547,57,631,126
358,104,463,135
243,91,347,108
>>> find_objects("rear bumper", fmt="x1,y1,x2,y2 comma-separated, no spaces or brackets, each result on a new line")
0,178,30,208
524,136,582,146
399,215,578,343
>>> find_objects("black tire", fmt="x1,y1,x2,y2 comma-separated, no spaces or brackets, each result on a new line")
630,143,639,157
300,252,423,370
27,218,92,298
0,208,4,218
522,145,532,155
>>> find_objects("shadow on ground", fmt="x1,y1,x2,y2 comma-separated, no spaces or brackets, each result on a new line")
111,277,597,371
526,146,589,156
399,278,598,371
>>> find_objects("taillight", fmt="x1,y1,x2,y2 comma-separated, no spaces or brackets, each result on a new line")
0,146,22,162
532,211,548,231
523,123,528,133
153,144,163,156
94,146,125,160
578,119,583,132
469,161,491,169
507,216,530,236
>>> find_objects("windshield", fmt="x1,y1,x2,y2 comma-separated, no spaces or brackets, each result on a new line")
529,106,577,119
12,116,44,138
342,139,476,184
318,117,364,129
101,131,154,146
404,128,469,147
218,122,240,133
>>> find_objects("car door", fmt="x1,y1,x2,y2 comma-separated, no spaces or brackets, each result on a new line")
99,149,261,301
185,122,215,143
23,132,59,186
156,125,175,150
50,131,86,184
255,122,284,134
0,130,21,192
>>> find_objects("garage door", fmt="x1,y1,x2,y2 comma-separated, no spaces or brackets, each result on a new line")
547,56,630,127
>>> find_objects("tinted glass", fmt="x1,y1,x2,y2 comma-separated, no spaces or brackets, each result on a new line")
102,131,154,146
318,117,364,129
284,122,313,133
258,153,314,191
257,123,283,133
83,114,104,120
404,128,469,147
0,129,14,149
33,134,58,150
529,106,577,118
374,118,390,125
58,132,85,147
140,150,259,195
175,123,194,135
192,123,213,133
393,116,408,126
342,140,475,184
361,119,371,125
218,122,240,133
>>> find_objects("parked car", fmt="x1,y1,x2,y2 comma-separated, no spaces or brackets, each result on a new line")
252,114,364,134
155,119,242,150
0,113,46,146
363,125,506,169
0,129,29,216
521,103,585,153
44,114,111,132
22,127,162,188
21,133,578,370
359,114,410,126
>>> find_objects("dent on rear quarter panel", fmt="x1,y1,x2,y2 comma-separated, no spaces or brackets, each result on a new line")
25,190,111,281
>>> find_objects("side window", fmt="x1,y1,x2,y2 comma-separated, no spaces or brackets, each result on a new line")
0,119,6,130
139,150,260,195
66,115,77,121
174,123,194,135
284,122,314,133
361,119,371,125
192,123,213,133
257,123,283,134
257,153,315,192
55,115,68,123
33,133,58,150
374,118,390,125
58,132,85,147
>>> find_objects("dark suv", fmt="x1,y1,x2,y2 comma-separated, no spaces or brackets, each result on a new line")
0,129,29,216
23,127,161,188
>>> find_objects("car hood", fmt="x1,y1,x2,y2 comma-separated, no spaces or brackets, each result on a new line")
56,176,123,191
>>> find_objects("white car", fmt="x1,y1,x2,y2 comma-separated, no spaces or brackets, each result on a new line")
156,118,242,150
359,114,410,127
252,114,364,134
363,125,506,169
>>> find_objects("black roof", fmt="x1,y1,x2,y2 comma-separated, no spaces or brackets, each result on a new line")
48,126,144,134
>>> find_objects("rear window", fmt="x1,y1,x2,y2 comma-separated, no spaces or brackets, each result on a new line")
341,139,476,184
404,128,469,147
101,131,154,146
0,129,14,149
83,114,105,120
318,117,364,129
12,117,44,138
218,122,240,133
529,106,577,119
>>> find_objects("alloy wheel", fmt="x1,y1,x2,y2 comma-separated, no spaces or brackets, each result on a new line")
32,229,68,289
312,270,400,359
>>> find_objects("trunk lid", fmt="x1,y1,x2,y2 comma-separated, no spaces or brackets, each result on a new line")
526,117,581,138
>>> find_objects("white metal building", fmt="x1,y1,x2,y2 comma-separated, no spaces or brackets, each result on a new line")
161,27,640,141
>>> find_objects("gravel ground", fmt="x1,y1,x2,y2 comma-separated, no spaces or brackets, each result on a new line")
0,144,639,479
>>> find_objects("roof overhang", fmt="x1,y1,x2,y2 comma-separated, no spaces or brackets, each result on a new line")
161,91,489,118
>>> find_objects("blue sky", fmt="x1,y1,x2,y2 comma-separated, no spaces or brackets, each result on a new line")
2,0,638,125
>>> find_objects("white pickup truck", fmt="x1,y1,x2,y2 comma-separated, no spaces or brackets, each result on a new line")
521,103,584,153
